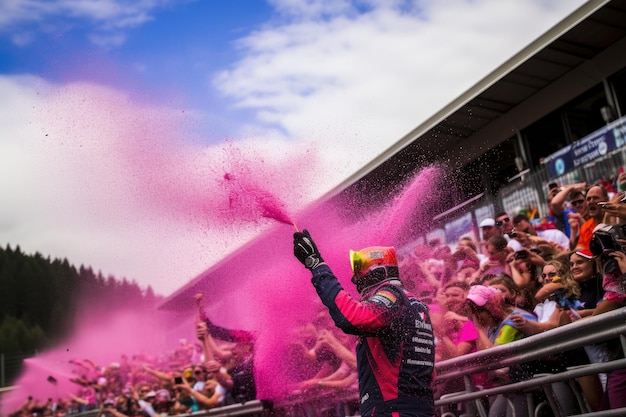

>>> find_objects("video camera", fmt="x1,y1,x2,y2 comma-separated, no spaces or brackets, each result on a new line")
589,223,626,273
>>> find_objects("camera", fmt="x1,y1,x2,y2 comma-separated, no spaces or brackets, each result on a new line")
590,223,626,273
514,250,528,259
174,376,183,385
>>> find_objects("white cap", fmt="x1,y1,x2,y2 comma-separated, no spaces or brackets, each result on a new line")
479,218,495,228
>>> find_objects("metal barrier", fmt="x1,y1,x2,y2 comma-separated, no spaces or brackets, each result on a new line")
3,309,625,417
64,401,273,417
434,307,626,417
164,309,626,416
188,400,272,416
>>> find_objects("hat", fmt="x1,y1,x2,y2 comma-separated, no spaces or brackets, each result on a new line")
479,218,495,228
145,391,157,398
467,285,501,307
574,248,595,259
156,389,170,400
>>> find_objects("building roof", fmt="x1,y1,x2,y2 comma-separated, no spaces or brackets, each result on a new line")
160,0,626,311
327,0,626,200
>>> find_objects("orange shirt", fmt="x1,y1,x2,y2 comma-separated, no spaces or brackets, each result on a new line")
577,218,599,250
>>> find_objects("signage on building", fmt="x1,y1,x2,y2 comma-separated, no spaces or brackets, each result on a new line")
543,116,626,179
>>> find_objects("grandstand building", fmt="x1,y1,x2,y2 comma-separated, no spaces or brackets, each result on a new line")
161,0,626,314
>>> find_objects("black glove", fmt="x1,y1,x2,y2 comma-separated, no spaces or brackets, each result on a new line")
293,229,324,270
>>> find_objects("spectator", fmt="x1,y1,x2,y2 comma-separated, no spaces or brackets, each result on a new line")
485,273,522,308
195,293,257,404
131,387,158,417
478,218,500,257
434,281,487,416
533,254,600,406
173,368,222,411
454,259,480,283
568,248,607,409
473,235,512,280
494,211,523,252
294,325,359,417
548,182,588,237
575,185,609,250
465,285,537,417
452,237,483,268
511,260,587,415
512,213,570,253
457,235,480,255
506,249,545,310
589,239,626,409
569,249,604,317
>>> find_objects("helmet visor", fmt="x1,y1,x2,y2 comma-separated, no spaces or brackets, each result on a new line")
350,247,397,280
350,249,364,278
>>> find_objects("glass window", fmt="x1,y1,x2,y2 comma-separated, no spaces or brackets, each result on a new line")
562,83,609,140
610,67,626,118
522,112,568,168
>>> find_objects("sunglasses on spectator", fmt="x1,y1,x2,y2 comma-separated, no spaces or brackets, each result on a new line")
194,369,204,375
495,218,510,227
571,199,585,206
541,272,558,280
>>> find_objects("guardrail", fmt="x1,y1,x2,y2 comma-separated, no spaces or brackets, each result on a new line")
3,308,625,417
434,307,626,417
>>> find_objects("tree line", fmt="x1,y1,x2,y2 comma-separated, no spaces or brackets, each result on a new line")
0,244,162,364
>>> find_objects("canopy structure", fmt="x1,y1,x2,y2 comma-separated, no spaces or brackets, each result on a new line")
160,0,626,312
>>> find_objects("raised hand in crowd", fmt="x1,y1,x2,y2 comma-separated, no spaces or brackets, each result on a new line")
599,191,626,222
314,329,357,369
174,368,221,410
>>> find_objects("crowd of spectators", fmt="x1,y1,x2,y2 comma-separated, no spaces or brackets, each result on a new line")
8,291,360,417
407,169,626,416
9,170,626,417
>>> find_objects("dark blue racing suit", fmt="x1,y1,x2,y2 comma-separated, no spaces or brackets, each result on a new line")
311,264,435,417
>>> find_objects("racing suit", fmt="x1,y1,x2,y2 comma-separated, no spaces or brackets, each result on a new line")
311,264,435,417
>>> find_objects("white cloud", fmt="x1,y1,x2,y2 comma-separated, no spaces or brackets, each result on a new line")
89,31,127,47
268,0,355,19
0,0,589,295
0,75,318,295
215,0,587,181
0,0,188,45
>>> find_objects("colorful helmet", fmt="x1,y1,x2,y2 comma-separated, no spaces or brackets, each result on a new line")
350,246,398,279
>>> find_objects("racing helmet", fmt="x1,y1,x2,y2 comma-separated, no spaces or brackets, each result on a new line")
350,246,399,293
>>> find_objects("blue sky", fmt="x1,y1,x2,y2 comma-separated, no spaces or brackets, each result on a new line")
0,0,587,295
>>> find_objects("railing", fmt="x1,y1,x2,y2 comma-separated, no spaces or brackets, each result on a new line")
3,308,625,417
172,308,626,416
45,401,273,417
434,307,626,417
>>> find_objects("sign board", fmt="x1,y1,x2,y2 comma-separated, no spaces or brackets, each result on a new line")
544,116,626,179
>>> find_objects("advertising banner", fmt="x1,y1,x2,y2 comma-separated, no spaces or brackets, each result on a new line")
544,116,626,179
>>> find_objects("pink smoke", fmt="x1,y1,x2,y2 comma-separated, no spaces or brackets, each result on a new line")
4,80,447,411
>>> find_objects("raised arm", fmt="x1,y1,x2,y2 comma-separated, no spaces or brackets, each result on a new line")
315,329,357,369
550,183,586,216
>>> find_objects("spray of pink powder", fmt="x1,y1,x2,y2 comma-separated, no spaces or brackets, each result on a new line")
3,81,450,410
222,171,295,227
1,156,446,410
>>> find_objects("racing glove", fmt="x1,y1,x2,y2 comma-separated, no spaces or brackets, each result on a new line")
293,229,324,270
